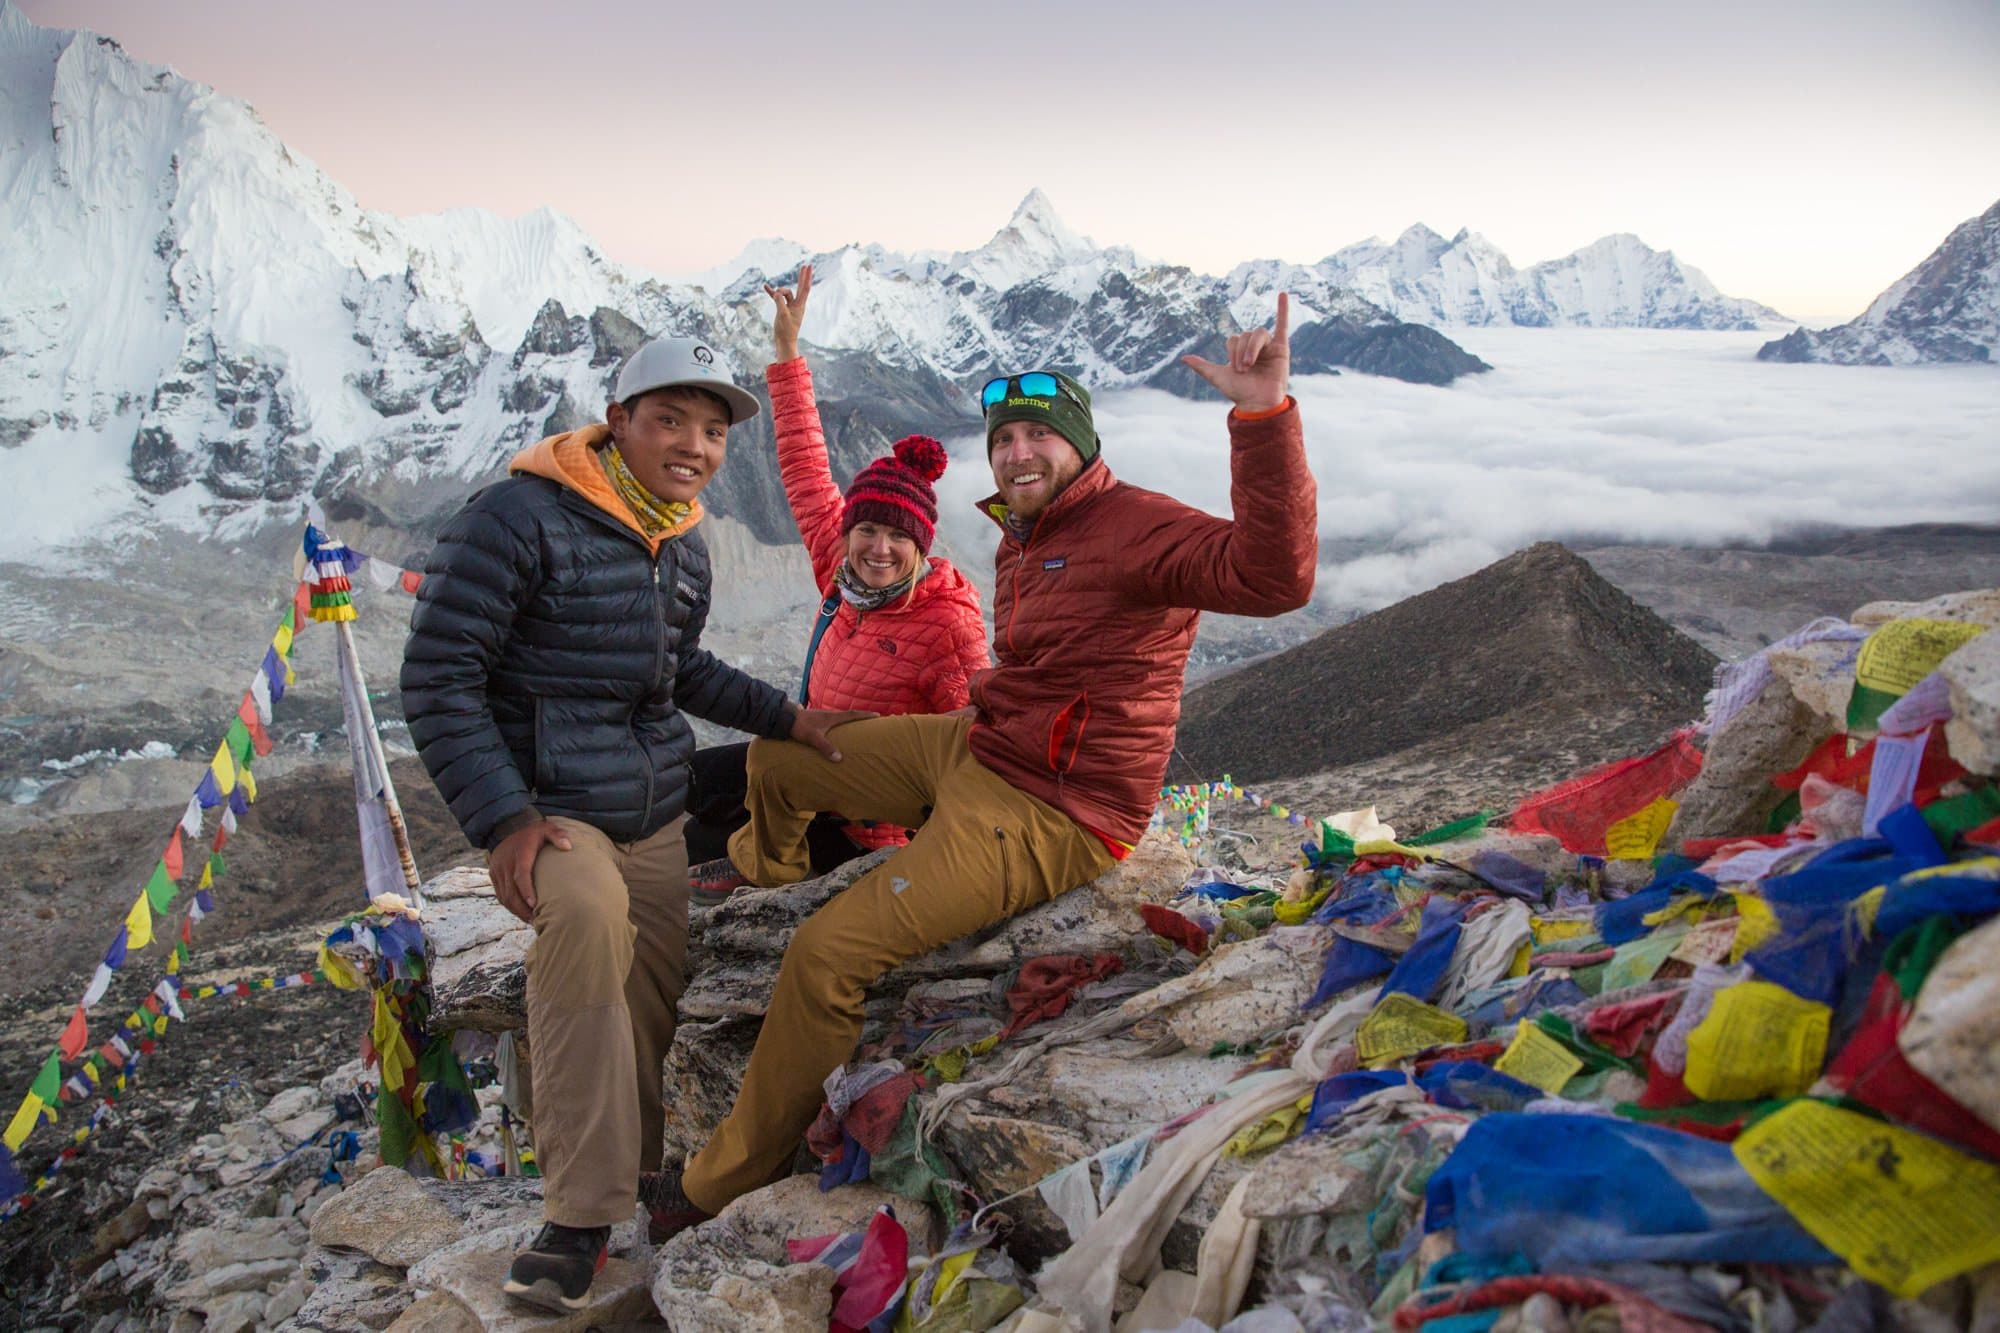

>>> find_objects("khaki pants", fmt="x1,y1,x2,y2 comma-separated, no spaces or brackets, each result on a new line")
518,815,689,1227
682,715,1113,1214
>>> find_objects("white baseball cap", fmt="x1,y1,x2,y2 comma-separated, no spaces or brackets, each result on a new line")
613,337,761,424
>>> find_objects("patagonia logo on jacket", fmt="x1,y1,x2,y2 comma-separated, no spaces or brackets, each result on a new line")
1042,557,1067,571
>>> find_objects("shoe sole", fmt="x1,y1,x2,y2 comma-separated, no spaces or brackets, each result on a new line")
502,1276,588,1313
689,887,735,909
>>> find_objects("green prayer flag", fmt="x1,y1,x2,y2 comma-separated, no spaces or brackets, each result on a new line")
1406,811,1495,846
224,716,254,767
208,853,225,878
29,1050,59,1102
143,862,178,912
1922,787,2000,842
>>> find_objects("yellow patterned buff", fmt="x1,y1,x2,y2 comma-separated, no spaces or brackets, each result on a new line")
602,444,695,538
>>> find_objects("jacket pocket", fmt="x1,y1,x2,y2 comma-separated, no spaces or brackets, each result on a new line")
1046,691,1091,776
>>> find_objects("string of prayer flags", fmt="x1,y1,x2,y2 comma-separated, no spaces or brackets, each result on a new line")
3,582,308,1165
304,524,360,622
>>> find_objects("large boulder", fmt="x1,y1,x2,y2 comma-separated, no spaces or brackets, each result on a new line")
1941,629,2000,775
661,833,1196,1158
1669,679,1831,844
424,866,531,1033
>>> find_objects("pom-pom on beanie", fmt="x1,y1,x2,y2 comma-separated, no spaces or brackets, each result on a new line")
842,435,948,554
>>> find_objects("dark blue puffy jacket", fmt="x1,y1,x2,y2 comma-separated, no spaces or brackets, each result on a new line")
401,476,789,849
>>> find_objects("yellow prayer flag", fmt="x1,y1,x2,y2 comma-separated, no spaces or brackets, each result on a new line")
125,895,154,951
1604,797,1678,860
1684,980,1829,1102
1736,1101,2000,1298
2,1093,43,1152
238,762,257,802
371,991,415,1093
198,863,213,891
272,621,293,657
209,742,236,796
1728,893,1781,962
1494,1022,1585,1094
1356,994,1468,1067
1531,917,1594,947
1855,619,1987,698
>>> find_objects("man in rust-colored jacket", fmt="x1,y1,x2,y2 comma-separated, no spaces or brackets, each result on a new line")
663,295,1317,1224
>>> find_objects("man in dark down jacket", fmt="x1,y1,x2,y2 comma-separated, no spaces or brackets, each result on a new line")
401,337,862,1312
665,297,1317,1224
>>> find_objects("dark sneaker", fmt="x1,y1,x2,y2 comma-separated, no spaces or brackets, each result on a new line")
502,1222,609,1312
689,856,752,909
641,1166,713,1244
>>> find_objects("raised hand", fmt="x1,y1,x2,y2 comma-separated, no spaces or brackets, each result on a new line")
764,263,814,363
1181,291,1291,413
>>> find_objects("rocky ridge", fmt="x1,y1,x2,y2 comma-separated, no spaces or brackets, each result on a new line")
1758,196,2000,365
1173,542,1718,786
1255,225,1786,331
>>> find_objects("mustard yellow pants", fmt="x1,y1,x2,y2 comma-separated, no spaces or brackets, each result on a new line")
681,715,1112,1213
520,814,688,1227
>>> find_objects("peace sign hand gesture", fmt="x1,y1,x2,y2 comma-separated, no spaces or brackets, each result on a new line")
764,263,814,363
1181,291,1291,414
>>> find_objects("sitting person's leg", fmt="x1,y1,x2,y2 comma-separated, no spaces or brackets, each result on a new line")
683,742,752,866
725,714,968,886
680,741,1113,1215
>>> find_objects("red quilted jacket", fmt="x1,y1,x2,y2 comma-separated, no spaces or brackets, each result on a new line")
967,401,1317,848
770,358,991,846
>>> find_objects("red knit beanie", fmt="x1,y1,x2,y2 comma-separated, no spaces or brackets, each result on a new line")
842,436,948,554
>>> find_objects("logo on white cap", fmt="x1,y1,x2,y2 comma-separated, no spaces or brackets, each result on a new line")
693,346,715,366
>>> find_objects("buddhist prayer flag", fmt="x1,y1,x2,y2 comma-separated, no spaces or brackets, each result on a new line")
80,963,114,1009
57,1008,88,1062
3,1053,60,1152
142,862,177,913
249,668,274,725
124,896,153,951
208,741,236,797
237,696,273,757
179,796,202,840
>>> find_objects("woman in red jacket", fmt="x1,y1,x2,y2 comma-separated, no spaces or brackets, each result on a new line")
687,265,990,903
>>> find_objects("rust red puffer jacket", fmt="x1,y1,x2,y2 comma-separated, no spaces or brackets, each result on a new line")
967,402,1317,847
771,359,991,848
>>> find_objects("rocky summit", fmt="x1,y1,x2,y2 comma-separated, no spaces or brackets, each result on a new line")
5,549,2000,1332
1174,542,1718,788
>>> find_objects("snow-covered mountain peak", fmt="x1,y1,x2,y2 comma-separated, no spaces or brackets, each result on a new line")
1760,196,2000,366
957,188,1097,289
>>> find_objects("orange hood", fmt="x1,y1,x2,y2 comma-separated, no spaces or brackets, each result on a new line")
509,423,703,552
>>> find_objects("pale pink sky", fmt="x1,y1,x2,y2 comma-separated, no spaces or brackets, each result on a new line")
22,0,2000,320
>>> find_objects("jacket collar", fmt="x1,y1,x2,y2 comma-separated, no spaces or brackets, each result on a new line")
975,458,1115,541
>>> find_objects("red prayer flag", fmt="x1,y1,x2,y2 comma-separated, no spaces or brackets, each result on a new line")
400,568,423,595
162,828,183,881
57,1007,88,1061
236,695,274,757
1510,729,1705,855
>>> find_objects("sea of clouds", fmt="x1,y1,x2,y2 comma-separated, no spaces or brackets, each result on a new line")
934,329,2000,615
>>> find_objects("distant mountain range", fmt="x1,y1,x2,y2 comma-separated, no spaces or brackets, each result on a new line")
1759,197,2000,366
1,3,1789,556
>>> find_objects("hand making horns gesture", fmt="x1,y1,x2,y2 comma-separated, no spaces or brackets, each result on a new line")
765,263,814,363
1181,291,1291,414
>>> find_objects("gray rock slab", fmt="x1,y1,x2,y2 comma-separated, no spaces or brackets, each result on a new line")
308,1165,467,1269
